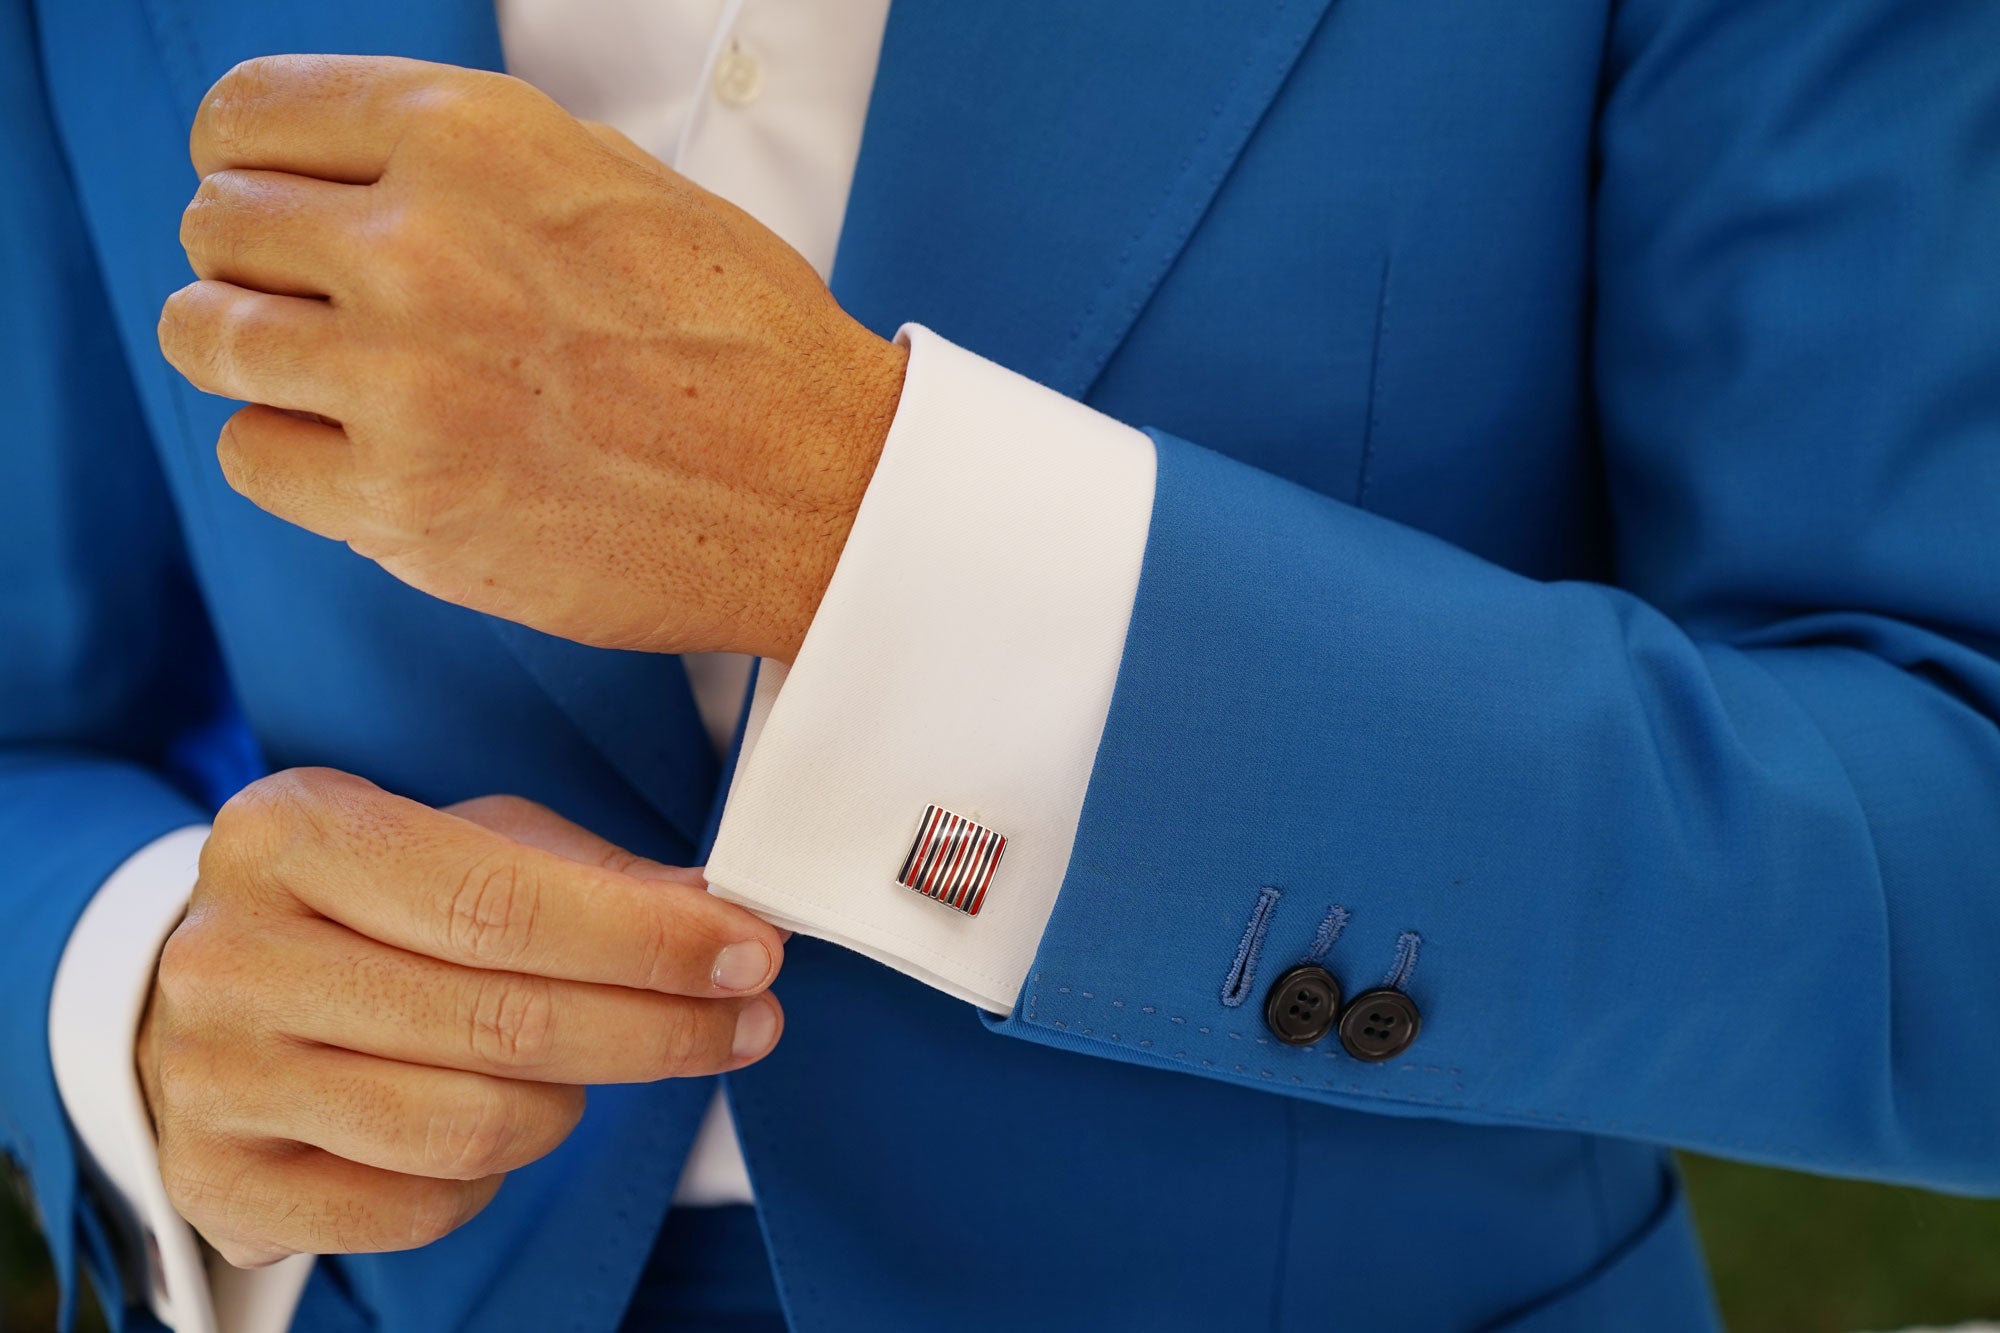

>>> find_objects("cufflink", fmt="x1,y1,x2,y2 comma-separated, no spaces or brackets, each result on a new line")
896,805,1006,917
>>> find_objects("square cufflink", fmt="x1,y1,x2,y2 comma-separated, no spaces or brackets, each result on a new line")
896,805,1006,917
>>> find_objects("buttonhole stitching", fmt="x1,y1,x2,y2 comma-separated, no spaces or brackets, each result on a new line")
1220,886,1283,1008
1307,904,1351,962
1383,930,1422,990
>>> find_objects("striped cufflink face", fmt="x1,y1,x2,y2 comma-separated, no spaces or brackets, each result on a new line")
896,805,1006,917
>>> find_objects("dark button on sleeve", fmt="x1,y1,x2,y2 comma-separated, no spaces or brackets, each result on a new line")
1338,988,1421,1062
1263,964,1341,1046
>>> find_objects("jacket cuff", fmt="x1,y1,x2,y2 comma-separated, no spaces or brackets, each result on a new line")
705,325,1156,1012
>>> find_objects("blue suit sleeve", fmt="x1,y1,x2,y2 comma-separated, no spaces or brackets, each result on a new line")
994,0,2000,1194
1,4,243,1322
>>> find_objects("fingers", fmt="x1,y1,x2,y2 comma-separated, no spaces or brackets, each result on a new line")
166,1141,504,1267
182,169,372,299
446,796,791,967
266,916,781,1081
159,279,347,414
221,1044,583,1181
215,404,366,541
191,55,503,182
217,770,786,997
157,769,791,1269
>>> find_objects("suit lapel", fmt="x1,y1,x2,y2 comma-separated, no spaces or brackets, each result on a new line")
832,0,1336,400
146,0,719,850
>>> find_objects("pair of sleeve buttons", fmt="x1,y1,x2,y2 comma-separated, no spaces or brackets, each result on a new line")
1262,964,1421,1061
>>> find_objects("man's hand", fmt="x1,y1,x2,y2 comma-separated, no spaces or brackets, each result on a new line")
157,55,908,663
137,768,786,1267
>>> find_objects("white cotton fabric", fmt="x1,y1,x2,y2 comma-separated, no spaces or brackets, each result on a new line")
706,324,1156,1014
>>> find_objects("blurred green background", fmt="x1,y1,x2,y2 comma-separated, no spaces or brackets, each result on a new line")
3,1154,1997,1330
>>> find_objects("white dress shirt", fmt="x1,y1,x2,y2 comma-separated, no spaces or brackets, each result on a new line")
47,3,1156,1330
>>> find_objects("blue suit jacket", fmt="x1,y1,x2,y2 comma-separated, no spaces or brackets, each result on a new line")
7,0,1999,1329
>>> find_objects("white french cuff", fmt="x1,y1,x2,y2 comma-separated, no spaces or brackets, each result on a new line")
704,324,1157,1014
48,826,313,1333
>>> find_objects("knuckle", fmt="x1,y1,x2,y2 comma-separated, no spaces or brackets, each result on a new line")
400,1181,479,1249
442,852,540,967
214,411,262,499
179,187,222,257
210,777,273,844
647,1000,718,1078
392,75,556,181
211,769,378,904
408,80,477,123
153,919,268,1033
409,74,521,131
150,1039,205,1120
217,771,290,830
363,216,479,334
632,906,679,994
159,1143,253,1234
418,1087,517,1181
181,169,249,232
212,294,272,371
149,998,268,1138
398,81,495,150
229,767,344,838
212,773,305,866
153,923,214,1007
353,454,451,539
466,972,557,1070
202,804,271,897
332,391,447,518
365,200,434,275
156,285,205,366
214,55,282,100
198,61,272,157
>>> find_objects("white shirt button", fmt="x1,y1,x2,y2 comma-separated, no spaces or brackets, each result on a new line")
713,45,764,106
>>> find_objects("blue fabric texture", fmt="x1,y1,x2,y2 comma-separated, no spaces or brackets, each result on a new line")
6,0,1997,1328
618,1206,785,1333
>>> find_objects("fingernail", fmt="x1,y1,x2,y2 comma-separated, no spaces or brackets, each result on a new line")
732,997,779,1061
711,940,772,992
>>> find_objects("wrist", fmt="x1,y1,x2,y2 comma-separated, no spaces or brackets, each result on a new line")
750,328,909,663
